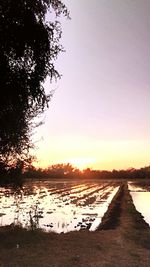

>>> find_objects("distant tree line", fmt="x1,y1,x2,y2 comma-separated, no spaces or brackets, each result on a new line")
22,164,150,180
1,161,150,184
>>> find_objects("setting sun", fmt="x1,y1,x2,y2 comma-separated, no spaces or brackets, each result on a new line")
1,0,150,266
63,157,96,170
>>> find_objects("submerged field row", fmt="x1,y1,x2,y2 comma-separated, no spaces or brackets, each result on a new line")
69,183,118,206
70,184,109,205
82,186,116,207
53,185,104,206
50,184,100,204
60,183,99,197
47,183,91,196
0,181,121,233
50,184,96,196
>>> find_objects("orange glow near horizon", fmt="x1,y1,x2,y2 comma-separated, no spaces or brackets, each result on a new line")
32,137,150,171
31,0,150,173
33,157,95,171
62,157,96,170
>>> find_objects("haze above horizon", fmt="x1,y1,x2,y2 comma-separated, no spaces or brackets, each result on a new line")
32,0,150,171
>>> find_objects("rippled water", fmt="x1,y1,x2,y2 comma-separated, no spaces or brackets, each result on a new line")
0,179,119,233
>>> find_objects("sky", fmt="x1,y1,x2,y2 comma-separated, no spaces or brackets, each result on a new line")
32,0,150,170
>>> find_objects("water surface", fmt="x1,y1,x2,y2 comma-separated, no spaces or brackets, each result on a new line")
0,179,119,233
128,181,150,226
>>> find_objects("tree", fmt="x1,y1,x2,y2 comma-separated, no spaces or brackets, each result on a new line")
48,163,75,176
0,0,69,166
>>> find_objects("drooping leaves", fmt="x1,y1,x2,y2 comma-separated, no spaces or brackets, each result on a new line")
0,0,69,164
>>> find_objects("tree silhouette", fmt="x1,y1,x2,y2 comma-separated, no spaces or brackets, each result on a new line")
0,0,69,165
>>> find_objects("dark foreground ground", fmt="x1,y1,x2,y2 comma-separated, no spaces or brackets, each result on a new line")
0,182,150,267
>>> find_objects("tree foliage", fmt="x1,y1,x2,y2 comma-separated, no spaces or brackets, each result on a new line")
0,0,69,164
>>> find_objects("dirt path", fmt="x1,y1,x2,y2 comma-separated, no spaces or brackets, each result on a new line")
0,182,150,267
99,182,149,230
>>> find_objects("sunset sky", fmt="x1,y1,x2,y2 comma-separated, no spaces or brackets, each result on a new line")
32,0,150,170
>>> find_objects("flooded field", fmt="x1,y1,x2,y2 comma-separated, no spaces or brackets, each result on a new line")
128,181,150,226
0,179,120,233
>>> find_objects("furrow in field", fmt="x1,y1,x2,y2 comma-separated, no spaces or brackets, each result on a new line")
68,184,103,202
95,186,115,203
60,183,99,198
81,186,114,206
52,184,99,205
70,184,109,205
48,183,87,195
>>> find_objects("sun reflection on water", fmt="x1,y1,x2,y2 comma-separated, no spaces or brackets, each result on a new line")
0,180,119,233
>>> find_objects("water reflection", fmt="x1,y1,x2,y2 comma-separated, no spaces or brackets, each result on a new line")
128,182,150,226
0,180,119,233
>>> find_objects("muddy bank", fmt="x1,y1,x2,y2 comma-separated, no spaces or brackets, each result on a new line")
98,182,149,231
98,184,124,229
